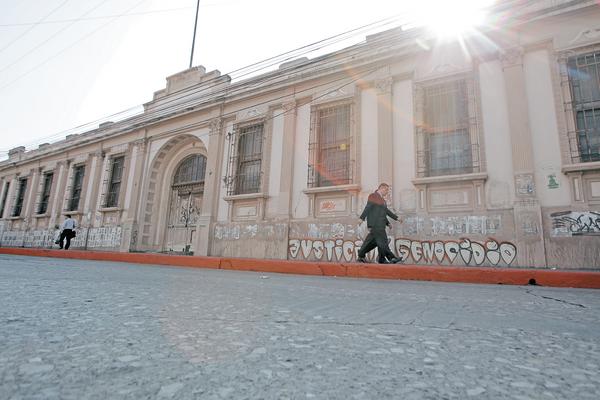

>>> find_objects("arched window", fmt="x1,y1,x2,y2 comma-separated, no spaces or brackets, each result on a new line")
172,155,207,186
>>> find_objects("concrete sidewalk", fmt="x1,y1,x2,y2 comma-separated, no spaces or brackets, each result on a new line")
0,247,599,289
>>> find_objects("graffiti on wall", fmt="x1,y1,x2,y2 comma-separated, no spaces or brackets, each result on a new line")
214,223,288,241
401,215,502,236
288,237,518,266
288,239,363,262
551,211,600,237
395,238,517,266
0,227,123,249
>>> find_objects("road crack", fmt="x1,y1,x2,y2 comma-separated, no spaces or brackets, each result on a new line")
525,289,586,308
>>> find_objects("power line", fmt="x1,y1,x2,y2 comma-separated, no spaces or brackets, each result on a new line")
0,14,409,150
0,0,70,54
0,6,194,27
0,0,149,89
0,0,115,75
1,0,516,157
0,66,377,162
119,21,412,125
1,26,404,153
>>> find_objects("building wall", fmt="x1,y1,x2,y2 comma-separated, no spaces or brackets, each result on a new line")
1,2,599,268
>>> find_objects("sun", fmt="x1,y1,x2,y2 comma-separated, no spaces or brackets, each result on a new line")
405,0,495,39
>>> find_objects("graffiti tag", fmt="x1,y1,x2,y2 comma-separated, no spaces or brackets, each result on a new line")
288,237,518,266
551,211,600,237
395,238,517,266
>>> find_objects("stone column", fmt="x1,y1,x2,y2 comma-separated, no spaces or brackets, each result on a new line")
23,168,39,220
195,118,225,256
0,178,7,220
48,162,67,229
120,139,146,251
501,47,545,267
376,77,394,186
82,152,102,226
277,101,297,218
93,154,111,228
0,178,7,241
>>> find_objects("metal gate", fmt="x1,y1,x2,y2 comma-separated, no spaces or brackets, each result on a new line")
164,155,206,254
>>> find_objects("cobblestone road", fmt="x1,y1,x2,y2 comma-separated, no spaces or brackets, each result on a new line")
1,255,599,399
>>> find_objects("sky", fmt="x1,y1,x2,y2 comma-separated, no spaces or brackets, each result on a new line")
0,0,495,157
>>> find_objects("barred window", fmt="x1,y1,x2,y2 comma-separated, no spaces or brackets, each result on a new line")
12,178,27,217
417,79,479,177
0,181,9,218
173,154,206,186
37,173,53,214
68,165,85,211
105,156,124,208
567,51,600,162
308,103,352,187
226,123,264,195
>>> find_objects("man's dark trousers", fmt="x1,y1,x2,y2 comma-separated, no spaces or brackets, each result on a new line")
358,227,396,262
59,229,73,250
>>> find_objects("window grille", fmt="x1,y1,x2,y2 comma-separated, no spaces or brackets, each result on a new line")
105,156,125,208
173,154,206,186
308,103,352,187
225,123,264,195
37,173,53,214
68,165,85,211
417,79,480,177
0,181,9,218
12,178,27,217
567,50,600,163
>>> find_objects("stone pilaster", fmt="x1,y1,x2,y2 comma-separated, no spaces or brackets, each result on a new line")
376,77,394,186
501,47,545,267
22,168,39,223
195,118,225,256
93,154,111,228
121,139,146,251
82,152,102,226
0,178,8,220
48,162,67,229
277,101,297,218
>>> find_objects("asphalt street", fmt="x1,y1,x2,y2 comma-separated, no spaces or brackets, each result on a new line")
1,254,599,399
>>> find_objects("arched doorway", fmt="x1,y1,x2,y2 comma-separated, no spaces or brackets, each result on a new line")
165,154,207,254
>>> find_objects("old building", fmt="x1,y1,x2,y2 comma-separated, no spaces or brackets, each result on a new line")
1,0,599,268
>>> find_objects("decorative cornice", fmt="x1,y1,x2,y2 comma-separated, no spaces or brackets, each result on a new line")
209,118,223,136
282,101,297,114
375,77,393,95
131,138,147,149
500,47,524,68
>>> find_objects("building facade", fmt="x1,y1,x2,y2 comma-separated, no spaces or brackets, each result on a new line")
1,0,599,269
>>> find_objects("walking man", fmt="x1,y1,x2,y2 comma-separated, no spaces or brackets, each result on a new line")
59,214,77,250
357,183,401,264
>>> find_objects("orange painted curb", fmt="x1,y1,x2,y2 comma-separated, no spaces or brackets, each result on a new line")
1,247,599,289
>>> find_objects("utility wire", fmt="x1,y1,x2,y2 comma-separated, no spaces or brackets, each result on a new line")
0,0,530,150
0,6,194,27
0,0,70,54
0,0,113,75
0,65,377,161
0,14,410,150
0,0,149,89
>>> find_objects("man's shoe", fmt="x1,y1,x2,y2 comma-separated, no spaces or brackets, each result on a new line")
390,257,404,264
357,257,367,263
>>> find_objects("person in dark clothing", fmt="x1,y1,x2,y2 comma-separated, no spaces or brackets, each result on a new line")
357,183,402,264
59,214,77,250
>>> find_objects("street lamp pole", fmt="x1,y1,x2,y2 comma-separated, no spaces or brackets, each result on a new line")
189,0,201,69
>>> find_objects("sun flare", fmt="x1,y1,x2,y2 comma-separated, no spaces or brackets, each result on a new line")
405,0,495,39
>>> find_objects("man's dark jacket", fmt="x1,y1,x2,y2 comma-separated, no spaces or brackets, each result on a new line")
359,191,398,229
